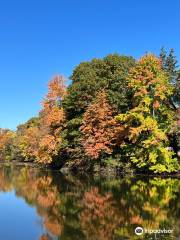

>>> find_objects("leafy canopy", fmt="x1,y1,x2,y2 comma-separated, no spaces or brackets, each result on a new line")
116,54,179,173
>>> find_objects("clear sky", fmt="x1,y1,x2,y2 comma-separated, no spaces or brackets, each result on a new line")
0,0,179,130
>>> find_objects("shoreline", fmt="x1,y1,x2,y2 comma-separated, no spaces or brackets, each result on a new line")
0,160,180,178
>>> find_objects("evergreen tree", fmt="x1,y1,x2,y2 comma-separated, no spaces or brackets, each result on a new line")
159,48,180,156
166,49,178,83
159,48,179,108
159,47,167,69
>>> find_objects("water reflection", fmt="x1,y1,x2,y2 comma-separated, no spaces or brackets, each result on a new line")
0,164,179,240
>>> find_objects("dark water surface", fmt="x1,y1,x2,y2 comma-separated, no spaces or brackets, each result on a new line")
0,164,179,240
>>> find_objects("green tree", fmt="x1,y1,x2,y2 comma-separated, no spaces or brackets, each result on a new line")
63,54,136,118
159,48,180,155
62,54,136,163
160,47,180,108
159,47,167,70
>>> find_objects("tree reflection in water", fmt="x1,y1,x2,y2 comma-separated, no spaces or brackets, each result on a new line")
0,164,179,240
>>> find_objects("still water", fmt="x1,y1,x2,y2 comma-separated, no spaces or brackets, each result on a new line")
0,164,179,240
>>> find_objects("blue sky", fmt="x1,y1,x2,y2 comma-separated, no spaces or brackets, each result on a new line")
0,0,179,129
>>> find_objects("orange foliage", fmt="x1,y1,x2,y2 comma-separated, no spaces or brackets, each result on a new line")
81,91,124,159
153,100,160,109
35,75,66,163
23,76,66,164
17,75,67,164
45,75,66,103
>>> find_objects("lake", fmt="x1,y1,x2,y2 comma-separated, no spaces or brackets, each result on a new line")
0,164,179,240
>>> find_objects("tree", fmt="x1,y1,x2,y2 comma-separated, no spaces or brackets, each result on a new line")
164,49,178,82
159,48,180,155
116,54,179,173
15,117,40,161
160,48,180,108
63,54,135,118
62,54,136,163
15,75,66,164
35,75,66,164
81,91,122,160
0,129,16,161
16,126,40,161
159,47,167,70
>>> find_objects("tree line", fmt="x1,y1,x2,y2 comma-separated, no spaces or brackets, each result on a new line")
0,48,179,174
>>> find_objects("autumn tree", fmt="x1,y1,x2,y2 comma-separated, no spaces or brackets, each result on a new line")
15,75,66,164
81,91,124,163
116,54,179,173
80,91,113,160
14,117,40,161
36,75,66,164
16,126,40,161
0,129,16,161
